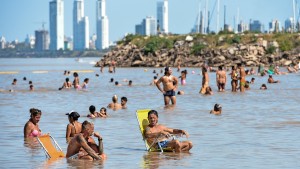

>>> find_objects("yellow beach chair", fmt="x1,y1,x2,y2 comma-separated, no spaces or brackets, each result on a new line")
37,134,65,159
136,109,173,152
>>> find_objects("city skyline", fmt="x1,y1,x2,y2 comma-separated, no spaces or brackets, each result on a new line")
0,0,296,43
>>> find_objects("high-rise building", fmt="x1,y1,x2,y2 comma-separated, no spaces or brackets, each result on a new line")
73,0,89,51
269,19,281,33
285,17,295,32
0,36,6,49
49,0,64,50
135,16,157,36
238,20,249,33
96,0,109,51
35,30,49,51
249,20,264,33
157,0,168,34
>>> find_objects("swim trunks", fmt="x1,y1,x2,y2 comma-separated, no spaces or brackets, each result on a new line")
158,140,169,148
164,90,175,97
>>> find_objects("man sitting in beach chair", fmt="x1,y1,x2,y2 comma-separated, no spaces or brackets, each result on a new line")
141,110,193,152
37,134,65,159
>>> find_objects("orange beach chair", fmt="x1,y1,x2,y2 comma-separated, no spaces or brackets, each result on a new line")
37,134,65,159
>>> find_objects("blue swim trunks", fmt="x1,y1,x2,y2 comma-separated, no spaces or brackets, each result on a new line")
158,140,169,148
164,90,175,97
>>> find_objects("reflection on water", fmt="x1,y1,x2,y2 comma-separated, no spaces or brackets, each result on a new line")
0,58,300,168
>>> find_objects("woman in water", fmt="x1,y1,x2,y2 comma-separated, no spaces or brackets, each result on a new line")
66,111,82,141
180,70,187,85
24,108,42,138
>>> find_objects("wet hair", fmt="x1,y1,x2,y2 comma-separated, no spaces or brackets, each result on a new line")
115,81,119,85
237,63,242,67
13,78,17,82
89,105,96,113
110,78,114,82
100,107,107,113
23,77,27,81
214,104,222,111
148,110,158,118
218,66,223,70
66,78,69,82
29,81,32,85
30,108,42,117
154,76,157,79
82,120,93,131
251,77,255,81
84,78,89,83
164,67,170,75
202,67,207,72
112,95,118,102
73,72,78,77
30,85,34,89
129,80,132,85
121,96,127,102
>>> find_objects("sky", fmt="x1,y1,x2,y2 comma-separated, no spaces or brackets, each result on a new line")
0,0,296,43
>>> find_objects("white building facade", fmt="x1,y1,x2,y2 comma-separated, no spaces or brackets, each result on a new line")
157,0,168,34
73,0,89,50
49,0,64,50
96,0,109,51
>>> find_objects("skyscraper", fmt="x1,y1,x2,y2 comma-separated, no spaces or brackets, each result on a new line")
96,0,109,51
49,0,64,50
157,0,168,34
73,0,89,51
35,30,49,51
135,16,157,36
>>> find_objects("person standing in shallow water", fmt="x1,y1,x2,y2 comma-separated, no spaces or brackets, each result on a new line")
237,63,246,92
156,67,178,106
200,66,209,94
24,108,42,138
66,111,82,142
216,66,227,92
231,66,238,92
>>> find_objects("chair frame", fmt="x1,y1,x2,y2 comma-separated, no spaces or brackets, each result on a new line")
37,134,64,159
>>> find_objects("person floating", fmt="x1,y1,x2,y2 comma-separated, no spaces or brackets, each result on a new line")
144,110,193,153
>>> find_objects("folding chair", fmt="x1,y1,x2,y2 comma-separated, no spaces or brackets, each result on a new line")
37,134,65,159
136,109,173,152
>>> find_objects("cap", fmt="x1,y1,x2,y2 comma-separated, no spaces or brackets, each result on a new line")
66,111,80,118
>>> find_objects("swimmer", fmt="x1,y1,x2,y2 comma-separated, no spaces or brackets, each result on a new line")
216,66,227,92
128,80,132,86
250,77,255,84
87,105,100,118
12,78,17,85
24,108,42,138
177,91,184,95
82,78,89,89
200,66,209,94
121,96,128,109
23,77,27,81
29,85,34,91
150,76,158,85
60,78,72,90
180,70,187,85
267,75,279,83
99,107,107,118
73,72,80,89
110,78,114,83
66,111,82,141
260,84,267,90
107,95,122,110
210,104,222,115
115,81,122,86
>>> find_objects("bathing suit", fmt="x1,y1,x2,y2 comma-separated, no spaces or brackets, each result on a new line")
240,79,246,87
164,90,175,97
181,79,186,85
158,140,169,148
219,83,225,89
29,129,41,137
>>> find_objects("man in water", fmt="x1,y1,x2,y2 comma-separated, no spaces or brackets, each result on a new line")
66,120,105,160
216,66,227,92
200,66,209,94
156,67,178,105
210,104,222,115
237,63,246,92
121,96,128,109
107,95,122,110
144,110,193,153
267,75,279,83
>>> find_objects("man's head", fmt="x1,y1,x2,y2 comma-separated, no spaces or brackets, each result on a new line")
148,110,158,126
237,63,242,68
89,105,96,113
82,120,94,136
121,96,127,106
164,67,172,75
112,95,118,103
214,104,222,111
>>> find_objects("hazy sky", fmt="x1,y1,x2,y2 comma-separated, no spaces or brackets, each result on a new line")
0,0,295,42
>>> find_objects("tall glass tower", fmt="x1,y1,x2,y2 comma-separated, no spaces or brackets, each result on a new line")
73,0,89,51
96,0,109,51
49,0,64,50
157,0,168,34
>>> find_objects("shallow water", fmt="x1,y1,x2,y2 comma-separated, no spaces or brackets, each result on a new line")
0,58,299,169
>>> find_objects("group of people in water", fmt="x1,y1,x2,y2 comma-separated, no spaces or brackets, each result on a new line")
21,60,299,161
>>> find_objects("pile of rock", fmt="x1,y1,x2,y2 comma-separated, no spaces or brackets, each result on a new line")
95,36,300,68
